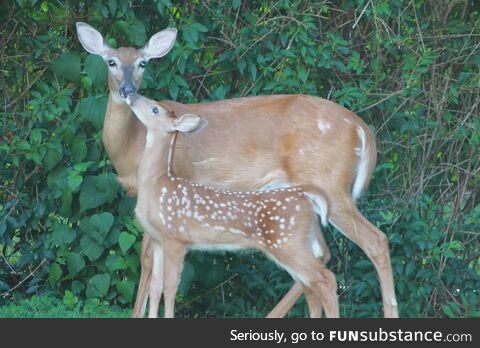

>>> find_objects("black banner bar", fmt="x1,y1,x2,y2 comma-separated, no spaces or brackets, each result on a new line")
1,319,477,347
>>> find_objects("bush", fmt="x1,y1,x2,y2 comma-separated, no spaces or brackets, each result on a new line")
1,0,479,317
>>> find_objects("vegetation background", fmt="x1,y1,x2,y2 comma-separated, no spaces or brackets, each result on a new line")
0,0,479,318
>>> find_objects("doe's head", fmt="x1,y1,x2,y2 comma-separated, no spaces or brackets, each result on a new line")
76,22,177,100
126,93,208,134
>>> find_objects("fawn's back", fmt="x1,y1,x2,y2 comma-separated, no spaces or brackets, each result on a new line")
139,175,321,253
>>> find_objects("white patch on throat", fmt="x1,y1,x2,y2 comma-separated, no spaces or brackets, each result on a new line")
111,91,124,104
146,131,155,148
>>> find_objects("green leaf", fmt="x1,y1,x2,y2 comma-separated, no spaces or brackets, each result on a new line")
48,263,62,286
182,26,198,44
49,52,81,82
71,134,87,162
63,290,79,309
60,189,72,216
95,173,119,204
85,54,107,88
105,254,127,272
192,22,208,33
79,174,119,212
67,252,85,276
43,147,63,171
249,62,257,81
79,212,114,244
86,273,111,298
298,66,307,82
75,95,108,130
67,172,83,192
354,260,372,270
118,232,136,254
0,280,9,291
51,224,76,245
126,19,146,45
116,280,135,301
108,0,117,16
80,235,104,261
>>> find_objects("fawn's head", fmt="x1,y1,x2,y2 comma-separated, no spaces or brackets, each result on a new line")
76,22,177,100
126,93,208,134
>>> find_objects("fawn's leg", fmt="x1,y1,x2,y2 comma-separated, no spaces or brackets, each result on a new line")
309,267,339,318
266,282,304,318
274,247,339,318
148,241,164,318
303,285,324,318
132,233,153,318
163,240,187,318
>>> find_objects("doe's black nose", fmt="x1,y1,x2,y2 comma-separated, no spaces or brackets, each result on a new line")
119,84,137,98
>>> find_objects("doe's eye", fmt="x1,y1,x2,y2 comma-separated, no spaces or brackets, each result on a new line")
152,107,159,114
108,59,116,67
139,61,147,68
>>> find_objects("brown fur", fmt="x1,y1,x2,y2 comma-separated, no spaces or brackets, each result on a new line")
131,101,338,318
91,42,397,319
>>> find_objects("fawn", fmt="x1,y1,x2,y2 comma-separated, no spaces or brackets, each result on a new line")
126,93,339,318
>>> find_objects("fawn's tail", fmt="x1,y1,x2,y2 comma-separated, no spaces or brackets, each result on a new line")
302,187,330,227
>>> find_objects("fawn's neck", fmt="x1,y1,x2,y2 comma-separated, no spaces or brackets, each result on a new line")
137,130,178,197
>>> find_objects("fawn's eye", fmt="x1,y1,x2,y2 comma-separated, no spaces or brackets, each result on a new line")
108,59,116,67
139,61,147,68
152,107,159,114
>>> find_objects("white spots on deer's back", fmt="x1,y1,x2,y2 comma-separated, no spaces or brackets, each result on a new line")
148,174,327,258
317,119,332,134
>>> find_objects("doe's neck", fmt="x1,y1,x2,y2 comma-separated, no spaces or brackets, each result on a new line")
103,94,139,154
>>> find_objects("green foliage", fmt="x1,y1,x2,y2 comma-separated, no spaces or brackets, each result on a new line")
1,0,479,318
0,294,130,318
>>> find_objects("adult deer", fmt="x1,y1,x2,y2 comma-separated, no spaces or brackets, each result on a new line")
126,92,338,318
76,22,398,318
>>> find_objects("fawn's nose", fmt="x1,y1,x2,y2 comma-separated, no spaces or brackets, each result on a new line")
119,84,137,98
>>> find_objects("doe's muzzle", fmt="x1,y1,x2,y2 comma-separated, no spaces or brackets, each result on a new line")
119,84,137,98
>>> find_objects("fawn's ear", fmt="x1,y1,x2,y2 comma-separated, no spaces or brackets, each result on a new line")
171,113,208,133
141,28,177,60
76,22,112,58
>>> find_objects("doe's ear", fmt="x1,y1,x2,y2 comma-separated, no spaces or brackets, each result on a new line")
76,22,112,58
172,113,208,133
141,28,177,60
